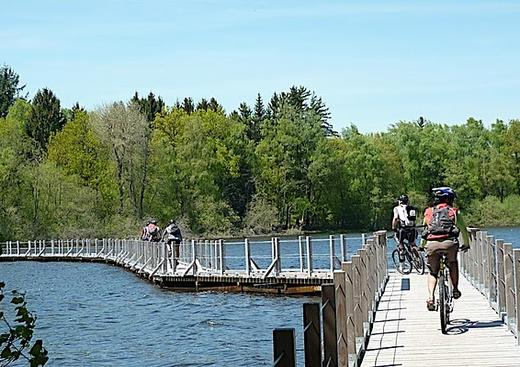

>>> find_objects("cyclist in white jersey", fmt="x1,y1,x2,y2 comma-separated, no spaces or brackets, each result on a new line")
392,195,418,260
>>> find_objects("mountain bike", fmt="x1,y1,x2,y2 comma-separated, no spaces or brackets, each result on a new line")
391,231,425,275
438,253,453,334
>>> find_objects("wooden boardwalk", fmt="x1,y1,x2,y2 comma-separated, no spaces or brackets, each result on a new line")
362,270,520,367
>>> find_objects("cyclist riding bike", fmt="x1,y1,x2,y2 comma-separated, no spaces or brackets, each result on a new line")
421,187,470,311
392,194,418,261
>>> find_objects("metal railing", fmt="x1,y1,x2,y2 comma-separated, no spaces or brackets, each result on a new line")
460,228,520,344
0,234,370,279
272,231,389,367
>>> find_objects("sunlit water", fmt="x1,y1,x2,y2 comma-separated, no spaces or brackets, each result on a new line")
0,262,317,366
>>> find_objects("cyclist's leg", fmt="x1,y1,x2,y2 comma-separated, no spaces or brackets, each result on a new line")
445,240,461,298
408,227,417,248
397,229,404,250
397,228,406,261
426,241,442,308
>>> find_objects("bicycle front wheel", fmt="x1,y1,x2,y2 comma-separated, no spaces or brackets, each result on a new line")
410,247,425,275
392,249,412,274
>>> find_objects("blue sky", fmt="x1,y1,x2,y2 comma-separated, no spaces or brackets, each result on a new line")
2,0,519,133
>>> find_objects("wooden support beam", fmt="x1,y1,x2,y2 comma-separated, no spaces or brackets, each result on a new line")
303,303,321,367
273,328,296,367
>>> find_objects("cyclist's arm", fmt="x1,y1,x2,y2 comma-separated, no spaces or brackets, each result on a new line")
392,207,399,230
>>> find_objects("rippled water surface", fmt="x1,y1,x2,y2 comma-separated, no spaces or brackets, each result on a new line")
0,262,317,366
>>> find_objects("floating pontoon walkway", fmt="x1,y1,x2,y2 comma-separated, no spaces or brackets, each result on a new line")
0,234,370,295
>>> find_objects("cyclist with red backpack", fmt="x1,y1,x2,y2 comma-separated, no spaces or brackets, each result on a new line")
421,187,470,311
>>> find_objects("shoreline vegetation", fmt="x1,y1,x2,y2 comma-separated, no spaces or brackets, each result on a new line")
2,65,520,242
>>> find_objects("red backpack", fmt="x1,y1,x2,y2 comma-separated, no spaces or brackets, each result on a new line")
423,203,460,240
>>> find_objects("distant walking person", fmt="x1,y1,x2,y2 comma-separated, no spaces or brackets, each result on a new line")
163,219,182,257
392,194,418,261
421,187,469,311
143,219,161,242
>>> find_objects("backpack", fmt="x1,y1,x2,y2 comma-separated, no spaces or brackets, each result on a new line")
422,204,459,240
406,205,417,222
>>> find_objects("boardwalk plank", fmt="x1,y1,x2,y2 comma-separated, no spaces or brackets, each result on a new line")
362,271,520,367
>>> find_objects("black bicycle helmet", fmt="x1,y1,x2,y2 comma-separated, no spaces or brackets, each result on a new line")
432,187,456,200
398,194,409,204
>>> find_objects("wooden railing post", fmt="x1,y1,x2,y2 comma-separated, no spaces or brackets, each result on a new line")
497,239,506,316
303,303,321,367
273,328,296,367
479,231,488,296
341,261,356,365
513,248,520,344
504,243,515,330
334,271,349,367
358,248,369,337
350,255,363,349
486,235,497,308
322,283,337,367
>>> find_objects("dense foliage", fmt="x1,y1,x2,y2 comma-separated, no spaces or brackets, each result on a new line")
1,65,519,240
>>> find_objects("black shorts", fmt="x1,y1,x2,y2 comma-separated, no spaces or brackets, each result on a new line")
398,227,416,245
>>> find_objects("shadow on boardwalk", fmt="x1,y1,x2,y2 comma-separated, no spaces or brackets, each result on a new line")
361,271,520,367
447,318,506,335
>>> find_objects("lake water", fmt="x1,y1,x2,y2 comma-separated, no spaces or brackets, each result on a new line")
1,228,517,366
0,261,317,366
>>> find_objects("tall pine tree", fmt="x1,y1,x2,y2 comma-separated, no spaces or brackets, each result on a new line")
25,88,65,153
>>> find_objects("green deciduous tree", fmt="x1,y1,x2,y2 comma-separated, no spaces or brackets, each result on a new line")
92,103,151,218
0,100,34,240
47,111,117,218
255,104,325,229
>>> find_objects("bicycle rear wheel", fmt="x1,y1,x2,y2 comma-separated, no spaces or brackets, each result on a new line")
439,272,449,334
392,249,412,274
410,247,425,275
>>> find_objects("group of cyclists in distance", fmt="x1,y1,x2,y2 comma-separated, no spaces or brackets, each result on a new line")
392,186,470,311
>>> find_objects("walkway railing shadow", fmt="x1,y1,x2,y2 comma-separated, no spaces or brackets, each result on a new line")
460,229,520,343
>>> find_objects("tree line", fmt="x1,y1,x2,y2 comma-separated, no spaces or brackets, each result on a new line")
1,64,519,241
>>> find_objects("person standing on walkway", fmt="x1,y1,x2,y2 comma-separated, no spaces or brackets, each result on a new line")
163,219,182,257
421,187,470,311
